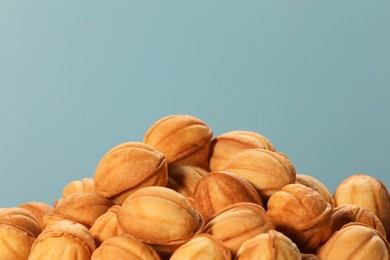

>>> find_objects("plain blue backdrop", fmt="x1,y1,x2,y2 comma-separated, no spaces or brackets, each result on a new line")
1,1,389,207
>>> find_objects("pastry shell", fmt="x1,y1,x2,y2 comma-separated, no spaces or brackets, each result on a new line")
28,220,95,260
316,222,389,260
118,186,204,254
222,148,296,201
94,142,168,204
54,192,113,227
91,235,160,260
89,205,124,246
209,130,275,172
295,174,335,207
203,202,274,256
0,208,42,260
18,202,54,229
267,183,333,253
144,114,213,169
170,234,231,260
331,204,386,238
194,171,263,221
334,173,390,238
235,230,301,260
62,178,95,198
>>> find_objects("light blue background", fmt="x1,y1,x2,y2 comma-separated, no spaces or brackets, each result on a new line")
1,1,389,207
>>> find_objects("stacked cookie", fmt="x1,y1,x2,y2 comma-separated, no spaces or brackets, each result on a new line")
1,114,389,259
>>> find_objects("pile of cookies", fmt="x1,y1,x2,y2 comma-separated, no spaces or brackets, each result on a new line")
1,114,389,259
